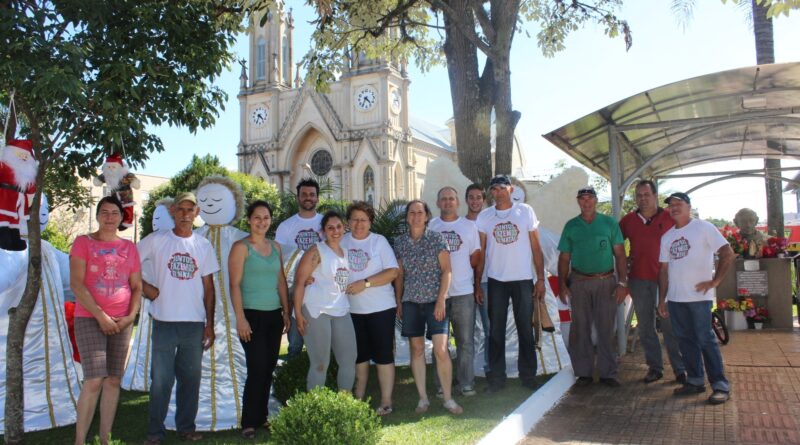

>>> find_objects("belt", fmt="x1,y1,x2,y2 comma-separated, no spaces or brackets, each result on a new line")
571,269,615,281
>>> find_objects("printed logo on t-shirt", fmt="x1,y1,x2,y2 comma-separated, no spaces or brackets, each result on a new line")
348,248,371,272
492,221,520,245
440,230,463,253
295,229,321,251
335,267,349,292
167,252,199,280
669,236,691,260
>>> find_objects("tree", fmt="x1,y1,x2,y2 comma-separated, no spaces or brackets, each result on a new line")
0,2,241,442
291,0,631,186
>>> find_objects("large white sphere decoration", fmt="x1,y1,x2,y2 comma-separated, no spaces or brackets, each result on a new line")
152,204,175,232
196,183,237,225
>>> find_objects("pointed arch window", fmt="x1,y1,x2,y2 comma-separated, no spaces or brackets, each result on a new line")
363,166,375,206
256,37,266,80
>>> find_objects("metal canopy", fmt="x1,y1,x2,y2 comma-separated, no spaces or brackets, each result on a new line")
543,62,800,217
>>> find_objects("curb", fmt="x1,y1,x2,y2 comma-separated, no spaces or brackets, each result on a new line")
478,366,575,445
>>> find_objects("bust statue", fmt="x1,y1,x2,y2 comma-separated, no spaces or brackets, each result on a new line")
734,208,766,258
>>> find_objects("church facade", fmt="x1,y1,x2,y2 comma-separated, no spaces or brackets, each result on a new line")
236,5,525,203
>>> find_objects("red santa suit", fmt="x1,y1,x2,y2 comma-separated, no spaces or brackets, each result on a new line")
0,140,36,234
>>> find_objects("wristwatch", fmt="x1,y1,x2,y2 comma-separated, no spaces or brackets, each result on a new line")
364,279,372,288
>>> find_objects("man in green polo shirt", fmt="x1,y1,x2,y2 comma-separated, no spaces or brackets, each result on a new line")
557,186,628,387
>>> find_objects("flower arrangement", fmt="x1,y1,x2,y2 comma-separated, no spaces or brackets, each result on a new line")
717,297,754,312
744,306,769,323
721,225,751,257
762,237,789,258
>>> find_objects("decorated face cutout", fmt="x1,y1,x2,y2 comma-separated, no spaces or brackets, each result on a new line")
152,204,175,232
197,182,237,225
39,195,50,232
511,186,526,204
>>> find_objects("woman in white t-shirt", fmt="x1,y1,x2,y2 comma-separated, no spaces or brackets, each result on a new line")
341,201,400,416
293,211,357,391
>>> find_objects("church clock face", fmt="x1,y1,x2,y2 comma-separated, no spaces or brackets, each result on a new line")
354,86,377,112
250,105,269,127
390,88,402,114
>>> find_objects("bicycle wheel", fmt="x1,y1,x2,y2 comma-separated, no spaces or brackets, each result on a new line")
712,310,729,345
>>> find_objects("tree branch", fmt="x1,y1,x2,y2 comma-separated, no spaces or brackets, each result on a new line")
428,0,492,56
469,0,496,45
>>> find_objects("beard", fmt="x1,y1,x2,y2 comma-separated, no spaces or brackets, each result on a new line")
2,148,38,189
102,164,128,190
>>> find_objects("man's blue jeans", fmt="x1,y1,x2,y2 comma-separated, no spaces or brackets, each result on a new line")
476,282,490,374
487,278,537,386
630,279,685,376
148,320,204,441
667,301,730,392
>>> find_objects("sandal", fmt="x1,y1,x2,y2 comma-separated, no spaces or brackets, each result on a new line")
377,405,393,416
443,399,463,415
241,428,256,439
415,399,430,413
177,431,203,442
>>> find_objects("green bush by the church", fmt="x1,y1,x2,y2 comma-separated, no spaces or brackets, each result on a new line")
270,387,381,445
273,350,339,404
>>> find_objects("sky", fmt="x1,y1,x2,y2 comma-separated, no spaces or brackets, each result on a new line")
141,1,800,221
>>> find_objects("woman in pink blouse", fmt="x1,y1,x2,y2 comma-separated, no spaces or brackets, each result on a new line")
70,196,142,445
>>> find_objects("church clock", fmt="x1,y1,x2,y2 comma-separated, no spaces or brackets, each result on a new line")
354,86,377,112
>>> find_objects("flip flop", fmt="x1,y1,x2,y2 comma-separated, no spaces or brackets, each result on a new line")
415,399,430,413
377,405,393,416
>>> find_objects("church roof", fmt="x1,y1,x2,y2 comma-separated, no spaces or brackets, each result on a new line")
409,115,454,152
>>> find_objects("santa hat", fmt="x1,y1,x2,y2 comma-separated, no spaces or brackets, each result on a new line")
6,139,33,154
105,153,124,166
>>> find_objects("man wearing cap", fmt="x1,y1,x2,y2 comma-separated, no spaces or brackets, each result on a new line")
557,186,628,387
619,180,686,384
658,192,734,405
476,175,546,392
138,192,219,444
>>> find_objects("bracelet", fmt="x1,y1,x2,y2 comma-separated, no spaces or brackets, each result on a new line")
617,281,628,288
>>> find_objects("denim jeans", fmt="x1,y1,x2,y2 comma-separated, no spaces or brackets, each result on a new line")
475,282,490,374
487,278,537,386
630,279,685,376
148,320,204,440
433,293,476,390
287,286,304,358
667,300,730,392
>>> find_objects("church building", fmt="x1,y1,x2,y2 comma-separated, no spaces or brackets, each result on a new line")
236,4,524,203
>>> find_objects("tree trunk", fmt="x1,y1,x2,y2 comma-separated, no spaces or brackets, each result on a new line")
442,0,492,186
490,0,521,176
4,142,44,445
752,0,783,236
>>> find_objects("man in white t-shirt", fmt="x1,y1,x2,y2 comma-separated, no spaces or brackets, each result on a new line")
275,178,324,357
429,186,481,396
658,192,734,405
477,175,546,392
139,192,219,444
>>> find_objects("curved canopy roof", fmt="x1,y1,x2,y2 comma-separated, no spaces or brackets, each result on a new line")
543,62,800,196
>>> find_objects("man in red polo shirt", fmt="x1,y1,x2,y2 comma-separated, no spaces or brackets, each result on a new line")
620,180,685,384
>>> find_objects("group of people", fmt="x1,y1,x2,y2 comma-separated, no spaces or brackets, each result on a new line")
67,175,734,445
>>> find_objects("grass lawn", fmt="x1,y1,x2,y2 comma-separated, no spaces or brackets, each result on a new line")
17,361,547,445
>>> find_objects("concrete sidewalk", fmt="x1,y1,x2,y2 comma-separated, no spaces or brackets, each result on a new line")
523,329,800,445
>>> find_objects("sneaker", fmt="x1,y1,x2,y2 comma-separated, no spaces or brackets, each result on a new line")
575,376,593,387
643,369,663,384
599,378,621,388
708,390,730,405
675,373,687,385
460,386,477,396
673,384,705,396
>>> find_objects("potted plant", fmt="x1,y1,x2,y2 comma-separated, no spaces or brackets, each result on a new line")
717,296,754,331
745,305,769,329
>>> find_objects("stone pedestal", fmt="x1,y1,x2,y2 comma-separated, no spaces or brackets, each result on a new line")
716,257,793,329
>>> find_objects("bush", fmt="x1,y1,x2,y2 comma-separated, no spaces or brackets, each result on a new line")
270,387,381,445
273,350,339,404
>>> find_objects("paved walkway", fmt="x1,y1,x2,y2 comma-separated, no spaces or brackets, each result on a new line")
523,329,800,445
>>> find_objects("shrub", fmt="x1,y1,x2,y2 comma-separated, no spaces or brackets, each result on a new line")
270,387,381,445
273,350,339,404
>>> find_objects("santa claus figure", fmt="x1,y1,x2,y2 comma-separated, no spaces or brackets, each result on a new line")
0,139,37,251
93,153,140,230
